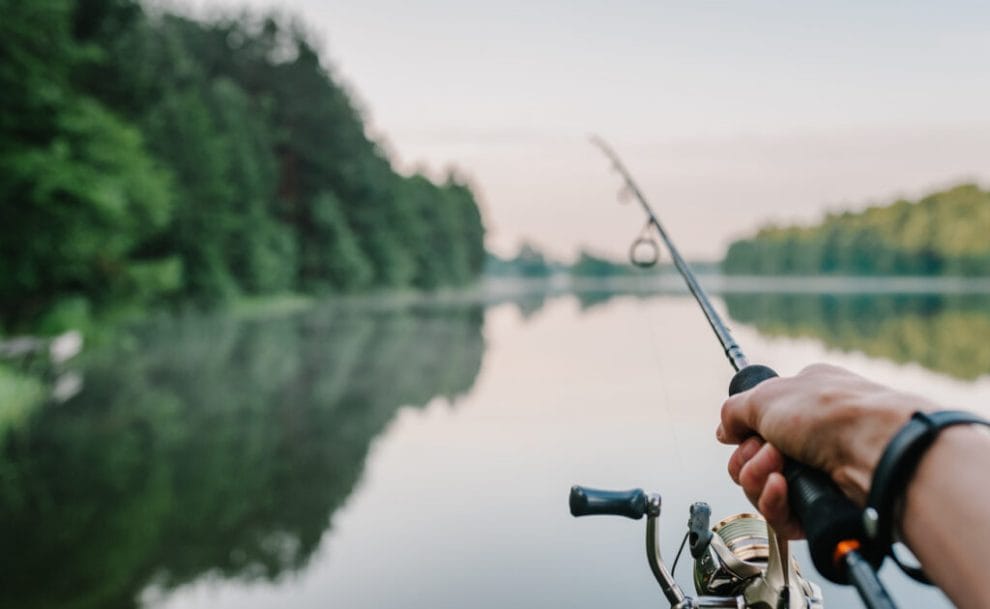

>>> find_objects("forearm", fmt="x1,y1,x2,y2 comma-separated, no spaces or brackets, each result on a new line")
901,426,990,609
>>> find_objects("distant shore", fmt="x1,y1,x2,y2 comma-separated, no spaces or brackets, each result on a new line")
481,274,990,297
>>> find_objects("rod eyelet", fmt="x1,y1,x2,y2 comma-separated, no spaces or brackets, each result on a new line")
629,237,660,268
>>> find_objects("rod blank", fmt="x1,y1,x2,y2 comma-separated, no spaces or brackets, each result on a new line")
590,136,748,372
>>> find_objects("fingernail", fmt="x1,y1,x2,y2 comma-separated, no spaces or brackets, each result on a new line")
716,425,725,442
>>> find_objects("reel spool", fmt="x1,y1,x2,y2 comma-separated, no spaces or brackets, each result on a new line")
694,513,770,596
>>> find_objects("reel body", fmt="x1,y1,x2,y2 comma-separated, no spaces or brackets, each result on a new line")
570,486,823,609
694,513,770,596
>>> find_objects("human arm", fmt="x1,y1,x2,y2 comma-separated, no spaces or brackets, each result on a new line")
717,363,990,609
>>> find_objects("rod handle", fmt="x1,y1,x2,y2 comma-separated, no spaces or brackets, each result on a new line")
729,364,871,584
569,485,649,519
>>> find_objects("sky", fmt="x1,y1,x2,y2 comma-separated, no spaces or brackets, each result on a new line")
180,0,990,260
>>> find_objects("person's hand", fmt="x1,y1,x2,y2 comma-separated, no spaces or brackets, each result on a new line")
716,364,924,539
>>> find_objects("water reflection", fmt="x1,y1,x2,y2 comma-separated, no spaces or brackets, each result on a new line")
0,303,485,609
0,287,979,609
723,293,990,380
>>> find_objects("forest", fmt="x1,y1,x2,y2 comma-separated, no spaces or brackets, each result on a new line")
722,184,990,276
0,0,486,333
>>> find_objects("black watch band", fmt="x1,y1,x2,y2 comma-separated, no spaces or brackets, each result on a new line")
864,409,990,583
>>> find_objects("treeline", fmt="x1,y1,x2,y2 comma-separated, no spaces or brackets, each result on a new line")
486,243,564,278
722,184,990,276
485,244,639,278
0,0,485,331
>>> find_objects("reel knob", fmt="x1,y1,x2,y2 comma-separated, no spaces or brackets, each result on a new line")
569,485,650,519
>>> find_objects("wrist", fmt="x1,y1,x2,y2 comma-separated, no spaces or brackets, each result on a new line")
901,425,990,547
897,421,990,607
865,411,990,584
830,400,913,505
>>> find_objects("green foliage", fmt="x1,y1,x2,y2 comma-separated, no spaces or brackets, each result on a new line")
0,366,45,437
570,249,634,277
397,173,485,288
301,192,373,291
722,185,990,276
486,245,641,279
486,242,556,278
36,296,94,336
0,1,486,331
0,0,174,327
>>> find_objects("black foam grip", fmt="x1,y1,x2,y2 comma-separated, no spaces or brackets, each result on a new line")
783,461,867,583
729,365,869,584
569,485,648,520
728,364,779,395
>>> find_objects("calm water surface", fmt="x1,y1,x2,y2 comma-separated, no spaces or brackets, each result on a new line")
4,289,990,609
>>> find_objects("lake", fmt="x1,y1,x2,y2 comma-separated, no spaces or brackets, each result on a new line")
4,280,989,609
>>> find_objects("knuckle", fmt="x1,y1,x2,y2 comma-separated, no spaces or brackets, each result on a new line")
814,384,850,409
720,397,741,427
746,383,765,405
800,362,833,376
719,398,732,422
763,444,784,471
738,460,756,489
814,385,835,405
727,458,740,483
831,464,856,491
798,363,822,376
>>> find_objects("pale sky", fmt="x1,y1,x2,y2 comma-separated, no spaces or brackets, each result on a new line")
181,0,990,260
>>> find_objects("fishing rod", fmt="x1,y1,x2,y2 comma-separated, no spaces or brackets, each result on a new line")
568,137,898,609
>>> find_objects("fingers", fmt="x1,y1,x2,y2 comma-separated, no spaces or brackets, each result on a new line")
718,364,869,541
717,392,753,444
739,442,783,505
727,436,764,484
758,472,804,540
719,364,860,446
734,442,804,538
717,376,783,444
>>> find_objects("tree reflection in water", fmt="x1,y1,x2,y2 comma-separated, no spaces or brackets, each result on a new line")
723,293,990,380
569,288,990,380
0,303,485,609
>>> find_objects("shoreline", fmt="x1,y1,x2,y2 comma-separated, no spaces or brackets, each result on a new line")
481,274,990,297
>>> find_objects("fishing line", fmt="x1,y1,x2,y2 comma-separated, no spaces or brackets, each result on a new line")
670,530,690,576
618,178,688,475
631,263,688,475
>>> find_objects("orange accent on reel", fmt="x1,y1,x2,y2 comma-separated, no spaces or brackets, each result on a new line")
833,539,861,568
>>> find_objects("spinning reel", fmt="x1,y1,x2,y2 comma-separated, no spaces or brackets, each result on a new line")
569,486,823,609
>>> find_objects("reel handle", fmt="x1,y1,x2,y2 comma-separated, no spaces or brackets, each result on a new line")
729,364,871,584
569,485,649,519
